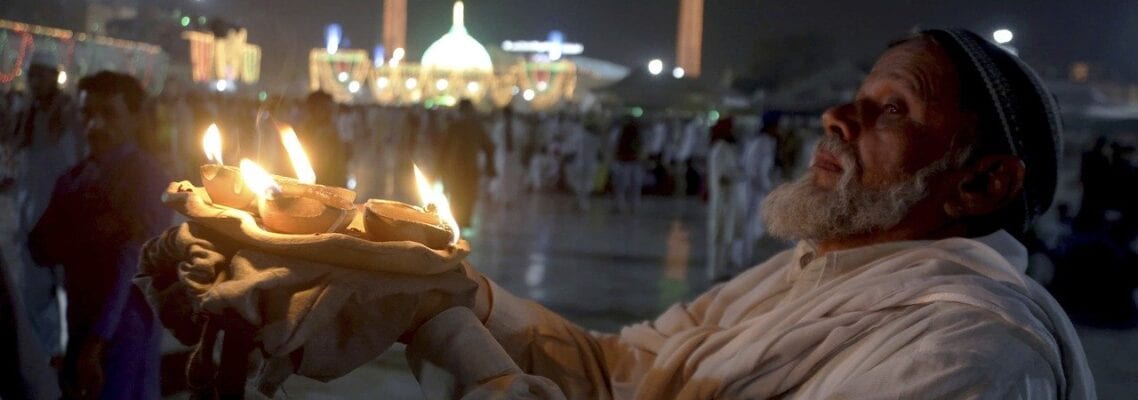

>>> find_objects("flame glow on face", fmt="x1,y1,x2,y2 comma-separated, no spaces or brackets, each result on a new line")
203,124,223,164
278,125,317,184
240,159,280,199
413,164,461,245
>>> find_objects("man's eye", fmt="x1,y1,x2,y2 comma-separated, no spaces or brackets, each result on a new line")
883,103,902,114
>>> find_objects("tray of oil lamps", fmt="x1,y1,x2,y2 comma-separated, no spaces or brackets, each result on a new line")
161,181,468,274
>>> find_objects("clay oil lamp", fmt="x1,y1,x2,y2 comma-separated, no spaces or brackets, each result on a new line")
238,124,357,234
363,165,460,249
199,124,257,211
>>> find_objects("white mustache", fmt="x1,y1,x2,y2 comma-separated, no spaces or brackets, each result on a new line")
816,137,858,172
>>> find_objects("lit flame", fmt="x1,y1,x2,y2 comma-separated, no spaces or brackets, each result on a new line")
413,164,434,206
277,124,317,184
434,191,460,245
413,164,461,245
239,159,280,199
203,123,223,164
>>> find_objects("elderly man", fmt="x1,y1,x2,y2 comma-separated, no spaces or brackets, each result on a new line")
143,29,1093,399
397,29,1094,398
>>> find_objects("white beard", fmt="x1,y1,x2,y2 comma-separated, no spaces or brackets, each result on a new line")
760,137,953,242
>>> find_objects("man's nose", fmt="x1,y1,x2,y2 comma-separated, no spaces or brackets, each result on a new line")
821,103,858,142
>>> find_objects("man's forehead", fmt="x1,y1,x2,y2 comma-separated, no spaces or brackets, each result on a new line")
863,39,958,100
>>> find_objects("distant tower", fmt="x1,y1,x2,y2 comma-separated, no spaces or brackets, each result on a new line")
676,0,703,78
383,0,407,58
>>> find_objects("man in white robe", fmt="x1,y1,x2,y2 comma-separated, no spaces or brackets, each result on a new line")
707,136,749,281
395,29,1095,399
159,29,1095,399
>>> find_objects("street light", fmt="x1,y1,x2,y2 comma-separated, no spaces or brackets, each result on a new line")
993,29,1013,44
648,59,664,75
672,67,685,79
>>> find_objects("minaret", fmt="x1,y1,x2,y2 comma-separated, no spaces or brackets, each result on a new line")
676,0,703,78
383,0,407,58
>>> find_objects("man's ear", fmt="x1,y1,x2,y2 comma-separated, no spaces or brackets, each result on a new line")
944,154,1025,218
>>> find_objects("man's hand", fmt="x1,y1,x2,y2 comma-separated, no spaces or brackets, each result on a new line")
64,338,107,400
399,262,493,343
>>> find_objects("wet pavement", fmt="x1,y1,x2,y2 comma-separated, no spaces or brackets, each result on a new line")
160,192,1138,399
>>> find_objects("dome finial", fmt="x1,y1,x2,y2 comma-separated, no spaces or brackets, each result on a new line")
453,1,465,30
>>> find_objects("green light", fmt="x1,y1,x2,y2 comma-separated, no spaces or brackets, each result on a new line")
180,16,190,27
198,16,207,25
258,91,268,102
630,107,644,118
708,110,720,121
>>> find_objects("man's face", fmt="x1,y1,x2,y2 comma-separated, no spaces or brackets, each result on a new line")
80,91,134,146
817,39,972,190
762,39,972,242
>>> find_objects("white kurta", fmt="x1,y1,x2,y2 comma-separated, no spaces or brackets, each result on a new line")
453,231,1094,399
707,141,749,280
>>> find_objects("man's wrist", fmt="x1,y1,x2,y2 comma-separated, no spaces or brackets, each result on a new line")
461,263,492,323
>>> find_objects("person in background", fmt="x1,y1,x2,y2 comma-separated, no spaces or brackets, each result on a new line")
299,91,348,187
610,116,644,213
28,71,173,400
438,99,495,229
489,105,527,207
707,118,748,281
5,53,82,363
564,115,602,211
740,111,781,260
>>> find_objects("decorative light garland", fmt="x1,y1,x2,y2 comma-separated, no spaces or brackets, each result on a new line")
359,59,577,111
0,30,34,84
183,29,261,85
0,18,168,92
309,49,371,102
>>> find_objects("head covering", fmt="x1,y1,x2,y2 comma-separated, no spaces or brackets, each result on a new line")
921,29,1062,235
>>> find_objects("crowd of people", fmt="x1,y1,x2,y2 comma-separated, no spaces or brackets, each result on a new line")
1042,134,1138,328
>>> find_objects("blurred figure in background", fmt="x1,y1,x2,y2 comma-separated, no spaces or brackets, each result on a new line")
741,111,781,257
707,117,748,281
299,91,348,186
438,99,495,228
611,116,644,213
4,53,82,364
0,247,60,399
564,115,602,211
29,71,172,400
490,105,526,207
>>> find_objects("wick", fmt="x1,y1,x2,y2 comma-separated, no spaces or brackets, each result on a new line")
425,203,438,214
264,185,282,200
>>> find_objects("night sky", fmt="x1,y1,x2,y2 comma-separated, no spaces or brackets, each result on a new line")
190,0,1133,88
